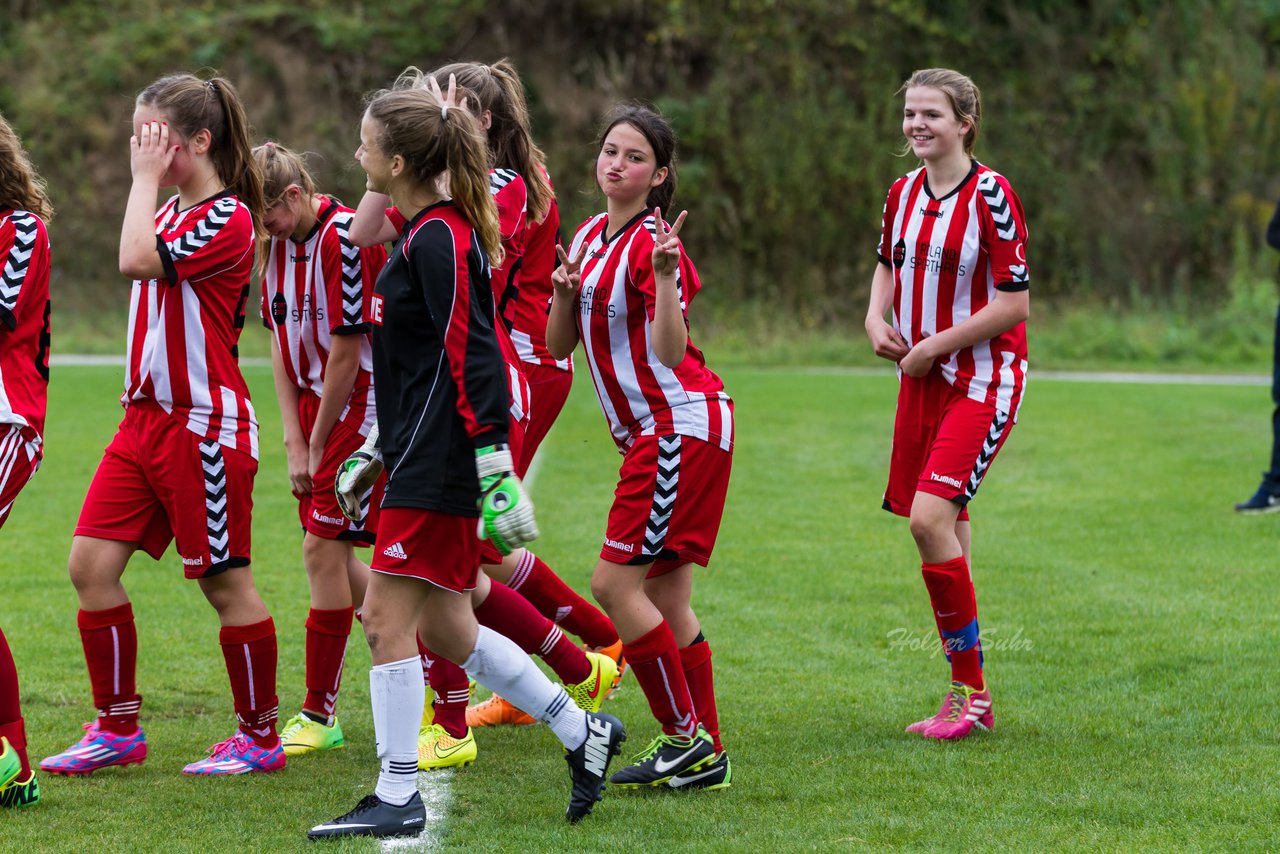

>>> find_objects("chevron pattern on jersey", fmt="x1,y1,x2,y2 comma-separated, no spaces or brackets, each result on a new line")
335,219,364,326
200,438,231,566
643,435,681,557
965,410,1010,499
0,212,38,316
977,173,1019,242
489,168,518,196
1007,264,1029,284
167,198,238,261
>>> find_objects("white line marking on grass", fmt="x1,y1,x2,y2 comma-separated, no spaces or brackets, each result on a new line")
379,770,456,852
747,365,1269,386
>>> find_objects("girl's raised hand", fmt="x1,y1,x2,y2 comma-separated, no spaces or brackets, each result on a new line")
651,207,687,278
552,241,588,300
427,73,466,112
130,120,177,183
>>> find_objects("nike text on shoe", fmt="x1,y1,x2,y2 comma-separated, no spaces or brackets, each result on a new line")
667,750,732,791
0,771,39,808
39,721,148,776
307,792,427,840
916,681,994,741
280,713,346,756
565,651,621,714
182,730,286,775
1235,480,1280,513
417,724,476,770
609,725,715,788
564,711,627,822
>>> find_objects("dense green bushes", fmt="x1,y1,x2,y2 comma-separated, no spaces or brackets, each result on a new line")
3,0,1279,322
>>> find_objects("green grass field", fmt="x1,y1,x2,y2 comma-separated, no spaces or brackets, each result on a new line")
2,362,1278,851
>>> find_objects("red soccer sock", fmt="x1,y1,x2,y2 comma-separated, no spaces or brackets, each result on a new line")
680,638,723,754
475,581,591,685
506,551,618,649
77,603,141,736
623,621,698,737
420,636,469,739
303,606,354,719
0,627,30,776
220,618,280,748
921,556,984,690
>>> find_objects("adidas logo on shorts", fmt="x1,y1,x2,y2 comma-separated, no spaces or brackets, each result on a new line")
382,542,408,560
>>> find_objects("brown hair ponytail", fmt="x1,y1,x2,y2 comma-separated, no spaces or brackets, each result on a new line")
430,59,554,224
365,86,503,267
252,141,317,204
137,73,266,239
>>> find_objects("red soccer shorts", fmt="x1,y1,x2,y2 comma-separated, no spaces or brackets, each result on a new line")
296,393,381,544
76,401,256,578
883,368,1016,520
517,362,573,475
600,433,733,572
0,425,41,529
371,506,481,593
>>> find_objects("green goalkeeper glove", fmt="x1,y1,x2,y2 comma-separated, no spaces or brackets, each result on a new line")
476,444,538,556
334,424,383,522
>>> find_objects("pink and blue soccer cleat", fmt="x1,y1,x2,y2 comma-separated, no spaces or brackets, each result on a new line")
182,730,286,775
39,721,148,776
906,680,993,740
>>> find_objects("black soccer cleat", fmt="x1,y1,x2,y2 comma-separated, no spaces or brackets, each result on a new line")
307,792,427,840
609,725,716,788
564,711,626,823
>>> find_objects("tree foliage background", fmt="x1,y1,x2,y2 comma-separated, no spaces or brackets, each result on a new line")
3,0,1280,327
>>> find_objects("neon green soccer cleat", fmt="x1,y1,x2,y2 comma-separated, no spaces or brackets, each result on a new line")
0,771,39,807
0,737,19,790
279,713,346,757
417,724,476,771
565,651,621,714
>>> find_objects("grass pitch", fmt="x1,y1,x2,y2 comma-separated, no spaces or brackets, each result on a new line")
2,363,1277,851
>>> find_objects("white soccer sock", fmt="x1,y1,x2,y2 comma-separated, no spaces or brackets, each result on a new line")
370,655,423,806
464,625,588,750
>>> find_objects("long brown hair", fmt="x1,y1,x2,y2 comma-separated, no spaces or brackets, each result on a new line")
137,73,266,237
430,59,554,223
252,141,317,204
365,85,503,267
0,113,53,221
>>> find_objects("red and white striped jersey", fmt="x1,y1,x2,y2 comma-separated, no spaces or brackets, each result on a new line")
125,191,259,458
877,162,1030,418
510,169,570,372
260,198,386,437
0,208,51,441
567,209,733,453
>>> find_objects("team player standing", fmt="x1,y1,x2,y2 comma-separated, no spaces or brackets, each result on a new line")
253,141,387,757
865,68,1030,740
0,112,53,808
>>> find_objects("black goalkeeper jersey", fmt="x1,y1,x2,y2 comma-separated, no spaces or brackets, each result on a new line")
371,200,509,516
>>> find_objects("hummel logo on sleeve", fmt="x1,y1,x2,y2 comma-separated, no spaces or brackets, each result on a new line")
382,542,408,560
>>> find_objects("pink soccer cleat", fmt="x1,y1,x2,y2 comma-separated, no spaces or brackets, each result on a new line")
907,680,993,740
182,730,286,775
40,721,148,776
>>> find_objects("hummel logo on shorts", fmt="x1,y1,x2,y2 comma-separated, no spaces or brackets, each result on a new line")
383,542,408,560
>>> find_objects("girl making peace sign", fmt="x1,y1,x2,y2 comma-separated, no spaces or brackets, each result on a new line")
547,104,734,791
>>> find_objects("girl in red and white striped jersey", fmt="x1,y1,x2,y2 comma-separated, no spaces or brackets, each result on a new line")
865,68,1031,741
0,111,53,807
253,141,388,757
43,74,285,779
546,104,734,790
